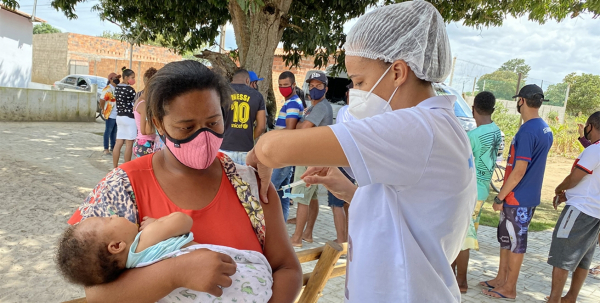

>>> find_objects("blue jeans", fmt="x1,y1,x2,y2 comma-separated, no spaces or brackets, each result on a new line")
104,118,117,150
271,166,292,222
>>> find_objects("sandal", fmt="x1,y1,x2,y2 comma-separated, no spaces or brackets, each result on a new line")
481,289,516,301
478,281,495,289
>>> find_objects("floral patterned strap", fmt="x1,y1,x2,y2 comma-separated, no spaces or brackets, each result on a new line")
219,154,266,247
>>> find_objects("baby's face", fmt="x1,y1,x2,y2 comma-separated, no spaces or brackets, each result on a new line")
79,216,139,244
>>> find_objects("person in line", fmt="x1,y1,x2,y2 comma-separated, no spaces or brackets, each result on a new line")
546,111,600,303
289,71,333,247
323,82,356,244
271,71,304,222
67,60,301,302
220,69,266,165
57,212,274,302
452,91,502,293
247,2,477,301
133,67,158,159
481,84,554,300
113,67,137,168
99,73,121,155
248,70,263,91
576,122,600,278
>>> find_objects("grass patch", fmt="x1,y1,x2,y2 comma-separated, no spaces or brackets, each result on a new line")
92,132,104,136
479,195,564,232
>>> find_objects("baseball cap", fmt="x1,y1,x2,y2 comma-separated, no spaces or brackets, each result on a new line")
248,71,264,82
306,71,328,86
107,73,121,80
512,84,548,101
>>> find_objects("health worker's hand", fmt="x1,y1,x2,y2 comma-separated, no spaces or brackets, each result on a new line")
246,149,272,203
301,167,357,203
173,249,237,297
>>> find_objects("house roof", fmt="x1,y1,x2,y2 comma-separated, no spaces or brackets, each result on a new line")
0,4,46,22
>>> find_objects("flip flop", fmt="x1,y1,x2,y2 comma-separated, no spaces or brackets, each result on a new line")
302,238,314,243
478,281,495,289
481,289,516,301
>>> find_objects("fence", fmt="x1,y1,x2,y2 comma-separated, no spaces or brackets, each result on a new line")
447,58,570,108
0,86,96,122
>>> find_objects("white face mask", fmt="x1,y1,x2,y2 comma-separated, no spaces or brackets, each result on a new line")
348,64,399,120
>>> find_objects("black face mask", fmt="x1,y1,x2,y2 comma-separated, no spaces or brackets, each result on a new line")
113,78,120,85
517,99,523,114
584,124,592,141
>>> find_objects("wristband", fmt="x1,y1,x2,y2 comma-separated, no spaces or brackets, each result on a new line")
494,196,504,205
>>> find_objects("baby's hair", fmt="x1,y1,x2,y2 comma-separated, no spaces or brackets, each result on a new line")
56,224,125,286
144,67,158,80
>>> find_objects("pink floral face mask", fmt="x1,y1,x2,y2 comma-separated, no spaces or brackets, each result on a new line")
160,128,223,170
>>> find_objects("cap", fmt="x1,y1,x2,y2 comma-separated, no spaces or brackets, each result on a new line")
306,71,328,86
248,71,264,82
107,73,121,80
513,84,548,101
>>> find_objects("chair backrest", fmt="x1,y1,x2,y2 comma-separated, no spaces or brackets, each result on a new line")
295,241,347,303
62,241,347,303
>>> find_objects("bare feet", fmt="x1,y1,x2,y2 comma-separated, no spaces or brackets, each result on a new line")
301,232,313,243
457,279,468,294
589,265,600,277
545,295,576,303
482,287,516,300
287,217,297,224
290,235,302,247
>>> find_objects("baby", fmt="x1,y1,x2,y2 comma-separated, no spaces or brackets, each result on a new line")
56,212,273,303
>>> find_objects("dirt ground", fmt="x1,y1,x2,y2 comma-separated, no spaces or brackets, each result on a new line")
540,156,575,202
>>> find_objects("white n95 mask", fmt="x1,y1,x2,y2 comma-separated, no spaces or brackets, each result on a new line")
348,64,399,120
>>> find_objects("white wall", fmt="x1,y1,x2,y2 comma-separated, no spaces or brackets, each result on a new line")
464,96,566,123
0,9,33,88
0,87,96,122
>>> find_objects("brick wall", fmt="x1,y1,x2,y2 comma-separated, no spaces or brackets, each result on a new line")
31,33,182,90
31,33,69,85
270,55,328,109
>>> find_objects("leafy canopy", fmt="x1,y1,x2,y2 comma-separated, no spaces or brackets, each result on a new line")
3,0,599,70
562,72,600,116
476,58,531,100
33,23,62,34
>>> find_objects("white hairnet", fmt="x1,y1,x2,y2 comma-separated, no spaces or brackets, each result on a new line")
344,0,452,83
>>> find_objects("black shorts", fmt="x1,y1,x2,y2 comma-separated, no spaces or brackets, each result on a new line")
497,206,536,253
548,205,600,271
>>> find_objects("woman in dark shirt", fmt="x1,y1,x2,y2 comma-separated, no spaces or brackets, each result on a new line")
113,67,137,168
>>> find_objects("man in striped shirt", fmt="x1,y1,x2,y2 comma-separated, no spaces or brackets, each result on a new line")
271,71,304,221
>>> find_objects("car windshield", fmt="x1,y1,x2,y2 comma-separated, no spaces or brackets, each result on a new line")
87,77,109,86
434,85,473,118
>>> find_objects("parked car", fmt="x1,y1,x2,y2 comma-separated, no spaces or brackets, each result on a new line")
302,68,505,158
53,74,108,120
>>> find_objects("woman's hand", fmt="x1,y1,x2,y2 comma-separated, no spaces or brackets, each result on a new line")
139,216,156,231
301,167,357,203
174,249,237,297
246,149,272,203
578,123,585,137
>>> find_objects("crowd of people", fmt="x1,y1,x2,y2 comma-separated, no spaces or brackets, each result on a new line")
55,1,599,302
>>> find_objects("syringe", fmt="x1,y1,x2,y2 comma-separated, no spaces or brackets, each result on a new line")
278,179,306,191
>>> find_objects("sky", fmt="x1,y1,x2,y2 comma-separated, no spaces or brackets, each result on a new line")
15,0,600,85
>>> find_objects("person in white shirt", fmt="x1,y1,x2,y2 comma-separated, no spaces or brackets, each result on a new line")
547,111,600,303
246,2,477,302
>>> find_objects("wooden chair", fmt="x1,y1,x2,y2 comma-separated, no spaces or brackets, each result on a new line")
62,241,347,303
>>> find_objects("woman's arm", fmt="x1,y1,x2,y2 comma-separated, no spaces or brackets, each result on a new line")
136,100,154,135
85,248,237,303
260,183,302,302
255,126,348,168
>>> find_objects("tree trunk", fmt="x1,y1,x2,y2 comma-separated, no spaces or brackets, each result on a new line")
229,0,293,123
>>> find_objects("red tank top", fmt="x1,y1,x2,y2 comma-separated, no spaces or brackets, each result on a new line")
121,154,262,253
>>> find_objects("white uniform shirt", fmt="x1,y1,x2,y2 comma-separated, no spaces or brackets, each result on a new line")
566,142,600,219
329,95,477,303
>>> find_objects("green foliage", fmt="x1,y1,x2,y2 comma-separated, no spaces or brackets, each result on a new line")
33,23,62,34
491,103,520,158
10,0,594,70
545,82,569,107
547,110,558,122
498,58,531,80
99,30,121,40
562,72,600,116
477,70,519,100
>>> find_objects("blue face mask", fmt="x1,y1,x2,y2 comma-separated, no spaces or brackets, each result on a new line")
309,87,326,101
